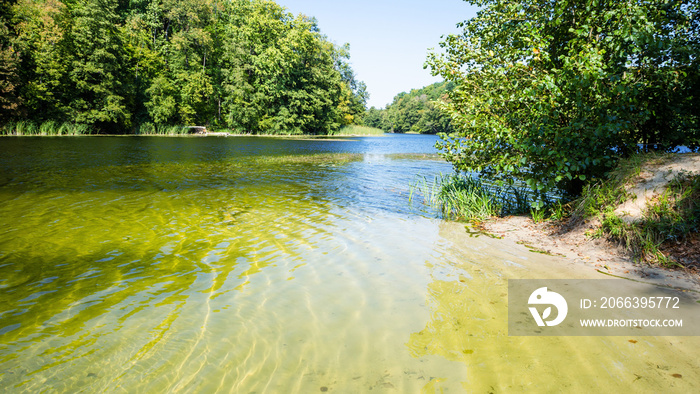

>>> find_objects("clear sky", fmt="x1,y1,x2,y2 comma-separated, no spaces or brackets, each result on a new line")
274,0,479,109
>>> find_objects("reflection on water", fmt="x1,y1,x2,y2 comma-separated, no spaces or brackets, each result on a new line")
0,135,698,392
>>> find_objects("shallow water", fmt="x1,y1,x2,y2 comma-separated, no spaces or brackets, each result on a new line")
0,135,698,392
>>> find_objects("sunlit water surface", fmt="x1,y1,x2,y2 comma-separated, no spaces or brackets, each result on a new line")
0,135,697,392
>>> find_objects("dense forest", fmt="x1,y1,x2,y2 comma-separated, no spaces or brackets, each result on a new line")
364,81,454,134
0,0,368,134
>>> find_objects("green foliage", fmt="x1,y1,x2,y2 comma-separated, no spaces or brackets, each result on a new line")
366,81,455,134
219,5,351,134
68,0,130,131
2,0,367,134
0,2,21,123
426,0,700,198
145,76,178,125
11,0,71,122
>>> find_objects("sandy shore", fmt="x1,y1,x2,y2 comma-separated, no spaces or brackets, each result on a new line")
480,215,700,293
479,153,700,292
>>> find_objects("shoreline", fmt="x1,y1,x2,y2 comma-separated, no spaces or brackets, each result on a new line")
480,214,700,293
0,132,389,138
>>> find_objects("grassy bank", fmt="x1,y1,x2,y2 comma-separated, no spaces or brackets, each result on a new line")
430,154,700,267
1,121,385,137
428,153,699,266
1,121,192,136
568,153,699,266
135,123,190,135
1,121,94,135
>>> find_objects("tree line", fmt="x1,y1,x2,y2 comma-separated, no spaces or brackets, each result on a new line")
0,0,368,134
364,81,455,134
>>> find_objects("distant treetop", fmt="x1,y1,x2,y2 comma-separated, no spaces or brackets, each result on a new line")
364,81,455,134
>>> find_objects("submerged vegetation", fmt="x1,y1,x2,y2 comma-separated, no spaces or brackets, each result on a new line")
0,0,367,135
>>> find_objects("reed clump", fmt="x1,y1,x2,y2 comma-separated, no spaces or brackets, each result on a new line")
135,123,189,135
333,125,385,136
1,121,93,135
410,173,532,221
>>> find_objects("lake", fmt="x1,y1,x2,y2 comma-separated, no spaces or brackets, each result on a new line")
0,135,698,392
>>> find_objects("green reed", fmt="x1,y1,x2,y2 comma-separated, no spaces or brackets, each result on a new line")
1,121,93,135
333,125,385,136
410,173,532,221
136,123,190,135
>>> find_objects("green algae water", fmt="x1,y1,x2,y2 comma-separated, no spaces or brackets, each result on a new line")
0,135,698,392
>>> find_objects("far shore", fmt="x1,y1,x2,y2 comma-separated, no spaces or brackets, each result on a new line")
0,132,392,138
0,123,389,138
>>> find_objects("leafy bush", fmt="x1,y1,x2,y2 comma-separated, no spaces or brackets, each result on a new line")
427,0,699,201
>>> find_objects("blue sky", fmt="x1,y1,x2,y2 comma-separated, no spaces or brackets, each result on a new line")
275,0,479,109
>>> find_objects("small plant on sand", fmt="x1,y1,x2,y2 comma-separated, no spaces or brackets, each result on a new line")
530,207,546,223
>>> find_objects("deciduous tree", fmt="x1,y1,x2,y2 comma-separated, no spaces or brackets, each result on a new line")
427,0,699,199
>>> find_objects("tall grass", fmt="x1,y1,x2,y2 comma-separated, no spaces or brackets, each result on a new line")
333,125,385,136
1,121,93,135
410,173,532,221
136,123,189,135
